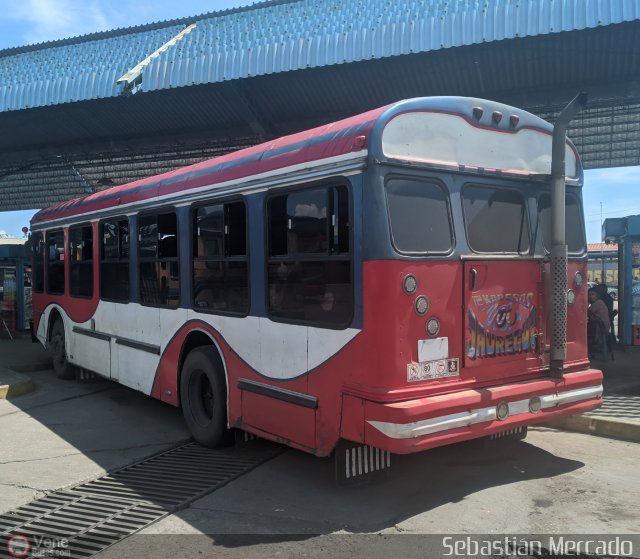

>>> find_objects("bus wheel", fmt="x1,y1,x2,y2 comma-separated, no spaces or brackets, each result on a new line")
50,319,75,380
180,347,227,448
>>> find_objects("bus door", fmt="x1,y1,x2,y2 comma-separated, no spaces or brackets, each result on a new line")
463,260,544,381
460,184,544,381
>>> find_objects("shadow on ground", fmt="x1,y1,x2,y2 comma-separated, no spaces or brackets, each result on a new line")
1,338,586,549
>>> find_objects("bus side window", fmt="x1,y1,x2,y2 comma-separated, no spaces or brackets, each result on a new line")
69,224,93,298
267,184,353,327
139,212,179,308
32,232,44,292
100,218,129,302
192,201,249,314
46,229,65,295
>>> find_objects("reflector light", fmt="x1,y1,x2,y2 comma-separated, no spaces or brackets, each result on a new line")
574,271,584,288
566,289,576,305
529,396,542,413
353,135,367,149
496,402,509,421
426,317,441,337
415,296,429,315
403,274,418,295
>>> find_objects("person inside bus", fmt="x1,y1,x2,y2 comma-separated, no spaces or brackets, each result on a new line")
587,287,611,362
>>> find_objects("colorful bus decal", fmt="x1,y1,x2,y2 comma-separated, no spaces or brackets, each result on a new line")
466,292,537,359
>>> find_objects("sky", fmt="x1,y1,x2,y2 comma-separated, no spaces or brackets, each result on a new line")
0,0,637,241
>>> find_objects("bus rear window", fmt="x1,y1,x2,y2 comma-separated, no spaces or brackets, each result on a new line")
385,178,452,254
538,193,586,254
462,185,530,254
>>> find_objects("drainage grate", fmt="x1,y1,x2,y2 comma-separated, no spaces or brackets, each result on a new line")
0,441,280,558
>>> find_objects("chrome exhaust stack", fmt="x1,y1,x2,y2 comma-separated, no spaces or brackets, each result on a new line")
549,92,587,377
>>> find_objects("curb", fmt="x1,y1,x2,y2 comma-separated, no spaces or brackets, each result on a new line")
0,369,35,399
6,362,52,374
545,415,640,443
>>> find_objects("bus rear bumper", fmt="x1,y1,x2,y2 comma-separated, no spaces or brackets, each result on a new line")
358,370,603,454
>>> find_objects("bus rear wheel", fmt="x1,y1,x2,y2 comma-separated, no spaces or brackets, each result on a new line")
50,319,76,380
180,346,228,447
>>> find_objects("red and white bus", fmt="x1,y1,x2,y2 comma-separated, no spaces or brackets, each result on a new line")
30,96,602,479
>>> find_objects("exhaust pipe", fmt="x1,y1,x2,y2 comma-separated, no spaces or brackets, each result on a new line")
549,92,587,377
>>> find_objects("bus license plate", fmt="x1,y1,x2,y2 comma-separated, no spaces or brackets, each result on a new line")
407,358,459,382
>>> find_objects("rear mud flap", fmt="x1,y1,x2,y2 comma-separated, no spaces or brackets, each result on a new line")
487,425,528,442
334,440,391,487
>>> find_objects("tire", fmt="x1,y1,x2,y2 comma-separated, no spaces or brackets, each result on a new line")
180,346,228,447
49,319,76,380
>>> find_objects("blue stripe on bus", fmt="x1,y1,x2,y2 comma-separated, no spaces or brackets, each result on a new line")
129,214,140,304
248,192,268,318
350,173,364,330
177,206,192,310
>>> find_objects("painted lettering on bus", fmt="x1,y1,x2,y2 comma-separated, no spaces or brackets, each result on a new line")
466,292,537,359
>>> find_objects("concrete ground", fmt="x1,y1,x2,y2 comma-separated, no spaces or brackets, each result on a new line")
546,346,640,441
98,428,640,558
0,338,638,558
0,342,190,513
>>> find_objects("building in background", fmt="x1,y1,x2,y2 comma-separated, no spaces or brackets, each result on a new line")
603,215,640,346
0,237,31,335
587,243,620,287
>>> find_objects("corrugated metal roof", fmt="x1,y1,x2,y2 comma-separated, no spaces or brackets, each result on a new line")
1,0,639,112
0,26,184,111
143,0,640,91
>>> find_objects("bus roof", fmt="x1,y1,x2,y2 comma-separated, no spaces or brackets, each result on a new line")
31,97,581,227
31,104,387,227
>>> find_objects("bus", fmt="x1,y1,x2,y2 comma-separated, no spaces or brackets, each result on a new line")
30,96,602,481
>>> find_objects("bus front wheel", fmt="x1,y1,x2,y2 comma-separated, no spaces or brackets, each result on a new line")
180,346,228,447
50,319,75,380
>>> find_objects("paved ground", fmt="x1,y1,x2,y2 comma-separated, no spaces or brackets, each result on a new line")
129,428,639,534
0,338,638,558
0,365,190,514
98,428,640,557
546,346,640,441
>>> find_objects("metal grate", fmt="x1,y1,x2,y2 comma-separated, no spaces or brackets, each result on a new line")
0,441,280,558
550,246,568,358
489,426,527,440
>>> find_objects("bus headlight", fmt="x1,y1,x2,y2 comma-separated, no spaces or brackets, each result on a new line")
566,289,576,305
574,271,584,288
415,296,429,315
403,274,417,295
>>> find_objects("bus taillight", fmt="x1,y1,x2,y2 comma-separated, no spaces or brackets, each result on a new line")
425,317,440,337
403,274,417,295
